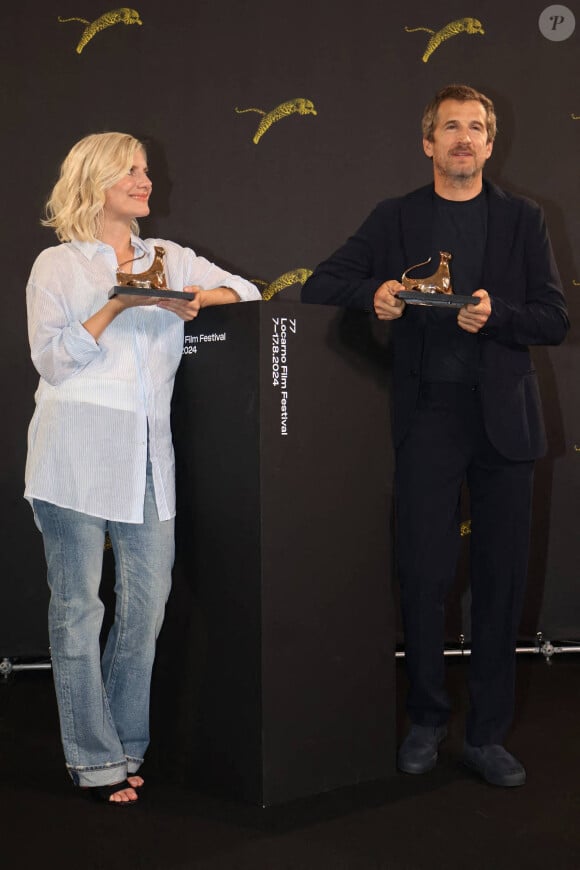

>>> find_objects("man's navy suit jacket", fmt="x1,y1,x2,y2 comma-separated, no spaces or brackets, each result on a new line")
301,181,569,461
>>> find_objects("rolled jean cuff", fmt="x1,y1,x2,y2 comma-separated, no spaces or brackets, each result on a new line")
126,755,144,774
68,760,127,788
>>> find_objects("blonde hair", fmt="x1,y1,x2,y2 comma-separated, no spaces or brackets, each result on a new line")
42,132,145,242
422,84,497,144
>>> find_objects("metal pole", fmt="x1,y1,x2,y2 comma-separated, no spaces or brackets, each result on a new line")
395,633,580,662
3,635,580,677
1,658,51,677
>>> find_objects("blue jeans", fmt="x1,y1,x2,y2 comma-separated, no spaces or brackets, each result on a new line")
33,464,174,787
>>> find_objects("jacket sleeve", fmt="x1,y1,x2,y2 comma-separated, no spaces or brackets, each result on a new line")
301,204,392,311
483,201,569,347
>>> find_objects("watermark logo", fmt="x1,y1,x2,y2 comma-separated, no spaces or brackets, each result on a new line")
538,5,575,41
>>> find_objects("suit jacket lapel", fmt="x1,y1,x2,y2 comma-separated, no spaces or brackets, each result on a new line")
397,185,435,327
400,185,435,269
482,180,516,289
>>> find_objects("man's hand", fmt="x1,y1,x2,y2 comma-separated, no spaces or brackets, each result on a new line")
457,289,491,333
374,280,406,321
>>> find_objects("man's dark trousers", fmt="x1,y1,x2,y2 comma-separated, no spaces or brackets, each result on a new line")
395,381,534,746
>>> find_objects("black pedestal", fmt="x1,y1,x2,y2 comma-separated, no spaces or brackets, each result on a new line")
166,301,396,805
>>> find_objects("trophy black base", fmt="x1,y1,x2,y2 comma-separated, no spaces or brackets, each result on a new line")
395,290,480,308
108,286,195,300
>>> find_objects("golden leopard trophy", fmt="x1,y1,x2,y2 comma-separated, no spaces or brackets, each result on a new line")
109,247,194,300
396,251,480,308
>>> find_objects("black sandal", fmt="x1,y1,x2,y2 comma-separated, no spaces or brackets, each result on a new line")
89,779,139,806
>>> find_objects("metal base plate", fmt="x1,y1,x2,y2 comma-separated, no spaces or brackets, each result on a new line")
395,291,480,308
109,286,195,301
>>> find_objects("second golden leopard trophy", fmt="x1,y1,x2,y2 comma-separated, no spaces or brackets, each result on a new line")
395,251,481,307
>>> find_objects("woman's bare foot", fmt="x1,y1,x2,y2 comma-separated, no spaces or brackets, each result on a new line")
127,775,144,789
108,782,138,803
82,779,139,804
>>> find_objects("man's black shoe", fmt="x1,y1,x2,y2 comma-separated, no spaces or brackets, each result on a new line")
462,743,526,787
397,724,448,774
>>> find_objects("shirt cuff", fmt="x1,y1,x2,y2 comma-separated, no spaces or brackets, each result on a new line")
62,321,102,364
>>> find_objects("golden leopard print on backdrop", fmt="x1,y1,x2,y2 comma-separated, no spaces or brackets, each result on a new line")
58,7,142,54
404,18,484,62
235,99,317,144
253,269,313,300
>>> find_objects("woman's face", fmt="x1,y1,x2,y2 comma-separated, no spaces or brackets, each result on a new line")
103,148,152,225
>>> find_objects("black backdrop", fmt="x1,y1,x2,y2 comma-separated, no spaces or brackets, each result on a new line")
1,0,579,656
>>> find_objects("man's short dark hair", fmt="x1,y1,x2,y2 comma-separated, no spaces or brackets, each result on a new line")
422,84,497,143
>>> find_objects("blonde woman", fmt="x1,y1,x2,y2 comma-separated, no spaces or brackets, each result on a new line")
25,132,261,805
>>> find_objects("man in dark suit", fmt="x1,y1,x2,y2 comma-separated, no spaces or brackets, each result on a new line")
301,84,569,787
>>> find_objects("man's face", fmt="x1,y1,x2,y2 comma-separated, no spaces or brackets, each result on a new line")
423,99,493,184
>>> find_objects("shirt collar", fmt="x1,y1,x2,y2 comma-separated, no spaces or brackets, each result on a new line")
70,234,148,261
